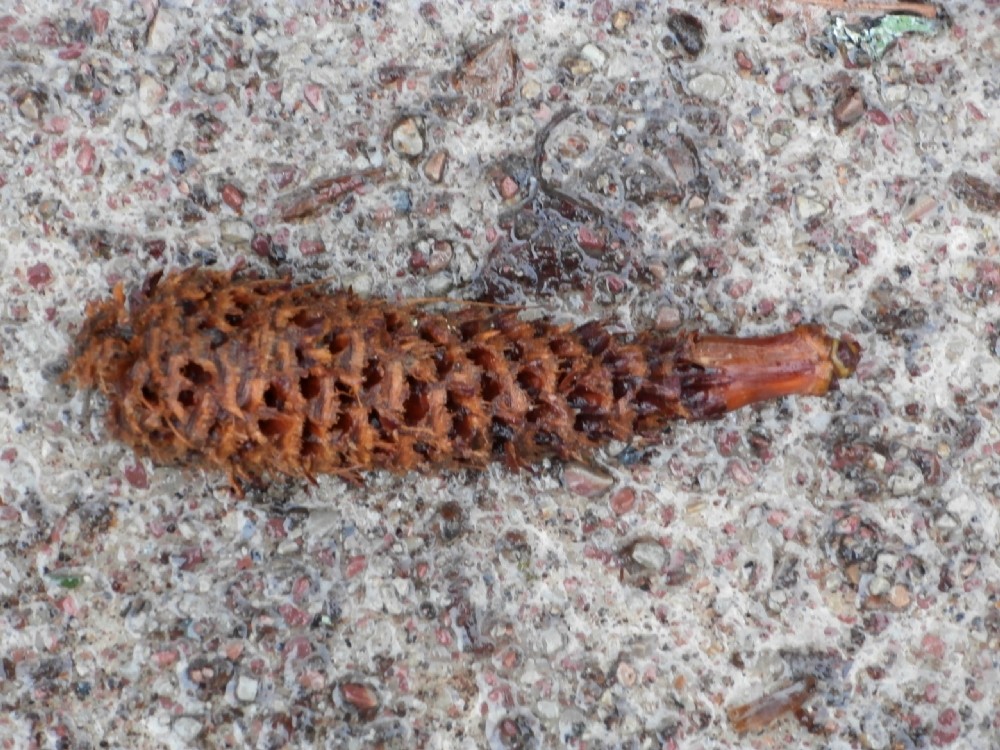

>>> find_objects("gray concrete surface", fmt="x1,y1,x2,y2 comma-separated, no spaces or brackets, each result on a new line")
1,1,998,748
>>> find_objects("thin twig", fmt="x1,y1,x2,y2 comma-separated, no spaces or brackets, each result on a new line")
784,0,940,19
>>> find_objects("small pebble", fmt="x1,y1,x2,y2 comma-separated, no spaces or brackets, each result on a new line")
236,675,259,702
345,272,373,296
221,183,245,213
202,70,226,95
220,220,254,245
146,12,177,53
611,10,633,32
426,240,453,274
425,274,454,295
422,150,448,183
27,263,53,290
629,541,665,570
138,75,166,118
655,305,682,330
520,79,542,99
563,463,614,497
950,172,1000,215
888,584,912,609
902,194,938,224
677,253,699,276
303,82,325,113
883,83,909,105
500,175,525,203
578,43,608,71
888,461,923,496
688,72,728,102
868,575,890,597
17,91,44,121
562,55,594,77
340,682,379,715
832,86,866,132
454,36,518,105
171,716,202,742
537,700,560,720
124,122,150,152
789,85,814,115
541,627,564,655
610,487,636,515
795,194,827,222
616,661,637,687
169,149,188,173
666,11,706,57
391,116,425,157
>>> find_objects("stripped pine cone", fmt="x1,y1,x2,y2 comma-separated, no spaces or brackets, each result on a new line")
67,268,861,488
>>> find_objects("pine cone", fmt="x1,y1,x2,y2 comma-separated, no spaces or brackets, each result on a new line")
66,268,860,488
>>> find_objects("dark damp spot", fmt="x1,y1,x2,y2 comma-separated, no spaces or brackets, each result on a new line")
178,390,194,407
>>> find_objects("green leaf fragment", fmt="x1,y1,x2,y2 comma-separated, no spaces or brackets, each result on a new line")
827,14,941,65
52,574,83,589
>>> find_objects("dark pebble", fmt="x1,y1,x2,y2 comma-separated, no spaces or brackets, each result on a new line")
949,172,1000,215
832,85,866,132
666,12,705,57
169,149,188,172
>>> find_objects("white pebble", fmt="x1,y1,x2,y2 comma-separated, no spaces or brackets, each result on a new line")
146,12,177,53
171,716,202,742
630,541,665,570
795,194,827,222
236,675,259,702
138,75,166,118
579,43,608,71
688,72,728,102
